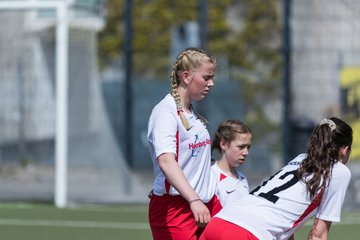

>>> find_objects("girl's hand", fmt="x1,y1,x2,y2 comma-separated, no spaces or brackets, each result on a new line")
189,199,211,227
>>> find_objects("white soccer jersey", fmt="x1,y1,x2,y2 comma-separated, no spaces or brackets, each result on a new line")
211,162,249,206
215,153,351,240
147,94,216,202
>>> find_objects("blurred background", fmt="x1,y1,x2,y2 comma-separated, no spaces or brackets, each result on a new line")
0,0,359,210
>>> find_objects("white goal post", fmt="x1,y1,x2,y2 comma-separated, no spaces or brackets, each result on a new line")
0,0,70,208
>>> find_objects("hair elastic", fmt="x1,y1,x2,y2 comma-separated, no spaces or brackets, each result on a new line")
319,118,336,132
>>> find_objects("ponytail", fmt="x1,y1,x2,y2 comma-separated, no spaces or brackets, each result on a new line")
297,117,353,199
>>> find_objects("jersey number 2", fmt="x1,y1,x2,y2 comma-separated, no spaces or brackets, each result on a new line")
250,170,298,203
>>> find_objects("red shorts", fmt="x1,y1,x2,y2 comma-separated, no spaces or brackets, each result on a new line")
149,194,222,240
199,217,258,240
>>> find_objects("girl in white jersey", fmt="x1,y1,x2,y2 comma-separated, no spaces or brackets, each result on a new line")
200,117,353,240
211,119,252,206
147,47,222,240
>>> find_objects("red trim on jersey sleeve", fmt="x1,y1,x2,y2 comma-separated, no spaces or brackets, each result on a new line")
175,130,179,162
292,188,325,228
220,173,227,181
165,130,179,193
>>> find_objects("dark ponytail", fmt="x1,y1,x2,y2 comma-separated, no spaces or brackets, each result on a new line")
297,117,353,199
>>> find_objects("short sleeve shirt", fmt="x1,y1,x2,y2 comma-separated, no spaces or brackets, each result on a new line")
147,94,216,202
211,162,249,206
215,154,351,240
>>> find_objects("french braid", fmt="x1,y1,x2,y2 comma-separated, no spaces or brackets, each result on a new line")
170,47,216,130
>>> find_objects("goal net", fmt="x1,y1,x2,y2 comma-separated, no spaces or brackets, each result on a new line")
0,1,149,206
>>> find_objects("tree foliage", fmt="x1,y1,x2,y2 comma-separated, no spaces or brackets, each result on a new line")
226,0,282,138
98,0,280,78
98,0,231,77
98,0,282,137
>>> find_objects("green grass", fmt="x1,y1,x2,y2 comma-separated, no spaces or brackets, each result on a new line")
296,224,360,239
0,203,359,240
0,203,152,240
295,210,360,239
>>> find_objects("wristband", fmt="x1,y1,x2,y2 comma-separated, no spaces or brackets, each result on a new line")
188,198,202,204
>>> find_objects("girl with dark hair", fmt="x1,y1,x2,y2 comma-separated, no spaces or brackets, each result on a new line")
147,47,222,240
200,117,353,240
211,119,252,206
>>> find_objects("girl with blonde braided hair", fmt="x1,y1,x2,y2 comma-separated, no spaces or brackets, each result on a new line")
147,47,222,240
170,47,215,130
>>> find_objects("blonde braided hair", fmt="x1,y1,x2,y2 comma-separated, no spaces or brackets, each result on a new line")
170,47,216,130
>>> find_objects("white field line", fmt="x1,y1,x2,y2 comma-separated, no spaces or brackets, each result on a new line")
0,217,359,230
0,219,150,230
